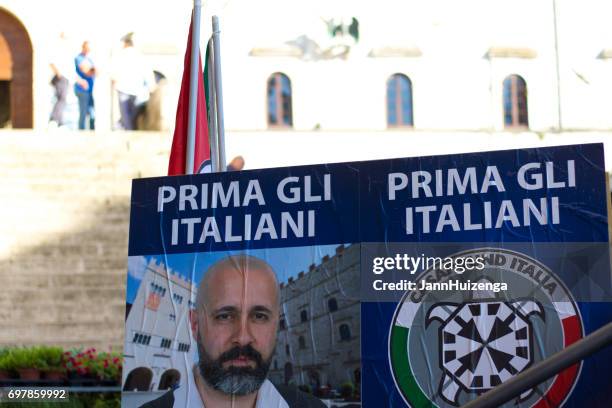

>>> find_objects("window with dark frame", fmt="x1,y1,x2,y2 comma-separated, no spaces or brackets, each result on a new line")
160,338,172,349
300,310,308,323
150,283,166,296
339,324,351,342
328,298,338,313
133,332,151,345
387,73,414,127
298,336,306,349
267,72,293,127
503,74,529,128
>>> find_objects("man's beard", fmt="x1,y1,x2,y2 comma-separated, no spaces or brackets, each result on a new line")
197,335,272,396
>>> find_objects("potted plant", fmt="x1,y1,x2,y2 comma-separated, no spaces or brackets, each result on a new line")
39,346,65,381
65,348,97,386
90,350,122,386
339,381,354,399
0,348,14,380
11,347,46,380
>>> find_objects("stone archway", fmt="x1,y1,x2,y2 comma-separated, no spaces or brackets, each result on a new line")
0,8,33,128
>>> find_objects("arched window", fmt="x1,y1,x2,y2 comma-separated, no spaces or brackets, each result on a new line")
503,74,528,128
285,344,291,356
328,298,338,313
299,335,307,349
158,369,180,390
339,324,351,341
300,310,308,323
387,74,413,127
123,367,153,391
279,318,286,330
267,72,293,127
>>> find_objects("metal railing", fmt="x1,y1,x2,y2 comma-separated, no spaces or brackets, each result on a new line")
463,321,612,408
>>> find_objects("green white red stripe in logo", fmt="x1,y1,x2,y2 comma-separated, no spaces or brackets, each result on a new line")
388,249,584,408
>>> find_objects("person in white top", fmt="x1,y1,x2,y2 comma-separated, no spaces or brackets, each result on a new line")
49,32,74,127
110,32,152,130
140,255,325,408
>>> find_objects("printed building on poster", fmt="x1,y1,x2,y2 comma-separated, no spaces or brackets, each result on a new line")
122,259,197,393
269,244,361,392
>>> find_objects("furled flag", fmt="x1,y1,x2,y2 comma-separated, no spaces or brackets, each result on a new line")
167,17,211,175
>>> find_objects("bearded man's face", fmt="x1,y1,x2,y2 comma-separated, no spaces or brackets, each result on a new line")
190,259,280,396
197,334,273,395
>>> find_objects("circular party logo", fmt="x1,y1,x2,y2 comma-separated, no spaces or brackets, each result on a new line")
389,248,583,408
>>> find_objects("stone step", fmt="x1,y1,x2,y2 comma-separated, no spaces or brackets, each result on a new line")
0,321,125,348
0,132,170,348
0,273,126,290
0,303,127,325
0,287,126,306
0,257,129,274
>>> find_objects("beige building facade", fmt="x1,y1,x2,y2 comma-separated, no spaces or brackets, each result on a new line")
2,0,612,132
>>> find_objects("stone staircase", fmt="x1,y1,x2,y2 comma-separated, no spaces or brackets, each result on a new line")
0,130,170,349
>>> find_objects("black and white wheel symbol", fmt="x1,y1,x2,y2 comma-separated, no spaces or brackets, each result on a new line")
427,300,544,405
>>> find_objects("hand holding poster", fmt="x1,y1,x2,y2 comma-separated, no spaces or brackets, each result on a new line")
123,144,612,407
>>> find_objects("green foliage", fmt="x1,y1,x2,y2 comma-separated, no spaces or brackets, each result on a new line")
298,384,312,394
0,350,12,371
339,381,355,398
37,346,64,371
3,347,47,370
0,346,122,382
89,350,123,381
63,348,122,381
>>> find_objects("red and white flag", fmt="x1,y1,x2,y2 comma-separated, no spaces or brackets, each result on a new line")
167,18,211,175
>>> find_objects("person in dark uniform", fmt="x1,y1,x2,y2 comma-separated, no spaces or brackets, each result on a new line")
140,255,325,408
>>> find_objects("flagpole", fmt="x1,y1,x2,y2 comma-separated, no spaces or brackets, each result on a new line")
186,0,202,174
212,16,227,171
207,38,219,173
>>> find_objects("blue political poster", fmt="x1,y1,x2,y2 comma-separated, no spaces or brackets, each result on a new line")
359,143,612,408
123,143,611,407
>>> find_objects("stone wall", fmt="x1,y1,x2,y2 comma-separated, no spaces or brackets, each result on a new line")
0,130,170,349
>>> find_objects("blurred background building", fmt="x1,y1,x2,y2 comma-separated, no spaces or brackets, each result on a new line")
1,0,612,351
2,0,612,134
